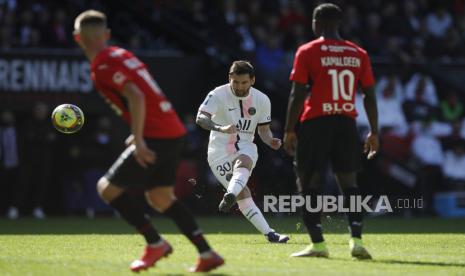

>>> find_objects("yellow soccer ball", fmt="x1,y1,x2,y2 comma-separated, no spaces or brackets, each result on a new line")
51,104,85,134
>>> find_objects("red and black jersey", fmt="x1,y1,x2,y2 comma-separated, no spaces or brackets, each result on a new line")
91,46,186,138
290,37,375,122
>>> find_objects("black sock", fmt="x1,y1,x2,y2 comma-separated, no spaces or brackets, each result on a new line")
164,201,211,253
109,192,161,244
302,188,324,243
343,187,363,239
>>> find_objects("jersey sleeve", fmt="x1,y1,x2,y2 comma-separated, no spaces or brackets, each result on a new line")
359,51,375,88
198,90,219,115
93,58,134,93
289,46,311,85
258,95,271,125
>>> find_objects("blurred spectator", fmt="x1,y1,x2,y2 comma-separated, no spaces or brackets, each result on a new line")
1,110,20,219
411,121,444,214
380,2,402,37
405,73,438,106
18,10,34,47
403,74,438,122
442,143,465,190
441,120,465,151
0,0,462,64
183,114,203,158
359,12,384,56
236,13,256,54
278,0,307,32
51,9,68,47
376,77,408,135
63,116,116,217
426,4,453,39
13,102,56,219
355,90,369,131
401,0,421,36
440,91,464,122
375,74,404,103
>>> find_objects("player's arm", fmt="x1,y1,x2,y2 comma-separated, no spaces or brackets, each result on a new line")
196,111,238,134
283,81,307,155
121,81,155,167
257,124,282,150
361,85,379,159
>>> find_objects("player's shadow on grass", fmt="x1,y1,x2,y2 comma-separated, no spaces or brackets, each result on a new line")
328,257,465,268
370,259,465,268
159,273,229,276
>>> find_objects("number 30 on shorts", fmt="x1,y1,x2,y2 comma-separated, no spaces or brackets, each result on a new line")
216,161,232,176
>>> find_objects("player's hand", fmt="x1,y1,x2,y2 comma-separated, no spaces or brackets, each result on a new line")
283,131,297,156
364,132,379,160
219,124,238,134
125,134,135,146
269,138,282,150
134,139,156,168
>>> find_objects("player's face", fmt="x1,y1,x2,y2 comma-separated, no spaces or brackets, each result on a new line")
229,73,255,97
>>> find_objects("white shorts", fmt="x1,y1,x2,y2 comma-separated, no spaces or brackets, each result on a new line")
207,143,258,189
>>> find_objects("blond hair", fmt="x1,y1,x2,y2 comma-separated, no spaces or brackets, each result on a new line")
74,10,107,33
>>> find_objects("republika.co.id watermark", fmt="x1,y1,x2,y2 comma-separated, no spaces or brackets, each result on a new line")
263,195,423,213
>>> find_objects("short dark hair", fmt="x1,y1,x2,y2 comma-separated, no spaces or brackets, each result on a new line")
74,10,107,32
313,3,342,22
229,60,255,78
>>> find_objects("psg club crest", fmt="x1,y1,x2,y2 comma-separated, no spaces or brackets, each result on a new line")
248,107,256,116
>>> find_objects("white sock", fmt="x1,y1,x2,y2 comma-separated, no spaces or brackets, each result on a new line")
227,167,249,196
237,197,271,235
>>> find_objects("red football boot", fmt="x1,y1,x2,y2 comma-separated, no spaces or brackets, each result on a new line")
130,240,173,272
189,251,224,273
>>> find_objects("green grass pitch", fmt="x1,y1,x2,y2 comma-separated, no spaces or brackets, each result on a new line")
1,216,464,275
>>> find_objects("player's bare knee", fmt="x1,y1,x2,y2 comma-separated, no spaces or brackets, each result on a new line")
96,177,109,197
237,186,251,200
234,155,253,171
146,188,176,212
97,178,124,202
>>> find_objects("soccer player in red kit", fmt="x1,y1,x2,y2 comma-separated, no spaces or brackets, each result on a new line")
73,10,224,272
283,4,379,259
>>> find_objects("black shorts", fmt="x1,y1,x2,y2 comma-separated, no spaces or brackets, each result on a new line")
105,136,185,190
295,115,362,176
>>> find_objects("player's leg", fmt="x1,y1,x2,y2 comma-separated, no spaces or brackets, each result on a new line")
334,173,363,240
146,186,212,256
97,177,162,246
291,171,328,257
236,187,289,243
144,138,223,272
335,172,371,259
227,154,253,195
333,116,371,260
100,145,166,272
291,118,332,258
218,154,253,212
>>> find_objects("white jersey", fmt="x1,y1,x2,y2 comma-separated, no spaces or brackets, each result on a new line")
198,84,271,162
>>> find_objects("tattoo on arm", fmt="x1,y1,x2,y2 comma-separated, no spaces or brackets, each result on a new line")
196,111,222,132
284,82,308,132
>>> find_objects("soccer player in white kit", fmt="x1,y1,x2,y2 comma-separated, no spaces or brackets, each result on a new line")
196,61,289,243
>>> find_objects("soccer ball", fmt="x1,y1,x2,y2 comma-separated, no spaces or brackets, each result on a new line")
51,104,85,134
